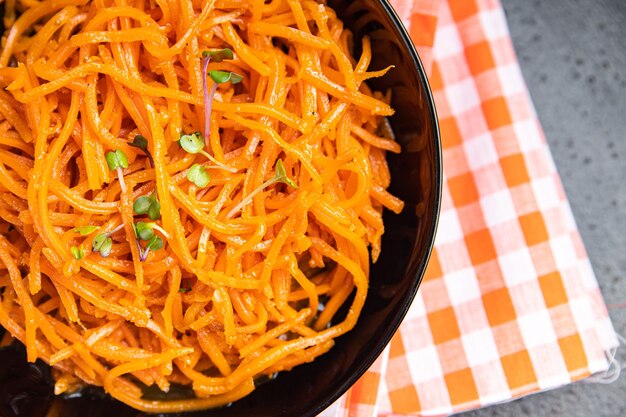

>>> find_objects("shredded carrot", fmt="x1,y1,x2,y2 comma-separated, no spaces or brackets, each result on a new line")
0,0,404,412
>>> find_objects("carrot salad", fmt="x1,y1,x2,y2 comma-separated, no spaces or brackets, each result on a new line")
0,0,403,412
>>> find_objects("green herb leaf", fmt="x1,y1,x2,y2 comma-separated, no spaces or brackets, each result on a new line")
186,164,211,188
70,246,84,260
135,221,155,241
202,48,234,62
105,149,129,171
129,135,154,168
133,196,152,215
179,287,191,293
138,225,166,261
72,225,98,236
92,234,113,258
92,233,107,251
274,159,298,188
134,192,161,220
147,198,161,221
229,72,244,85
225,159,297,218
209,70,243,85
99,237,113,258
178,132,205,154
145,235,164,251
129,135,148,151
92,232,114,257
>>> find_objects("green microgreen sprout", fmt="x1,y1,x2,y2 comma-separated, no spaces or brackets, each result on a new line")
202,48,235,138
186,163,211,188
138,235,164,262
71,246,84,260
133,190,161,221
179,132,237,173
92,234,113,258
72,225,98,236
105,149,129,193
274,158,298,189
227,159,298,218
179,279,192,293
128,134,154,168
135,221,170,241
130,134,148,149
208,70,243,85
134,221,168,262
178,132,205,154
202,48,234,62
91,224,124,258
198,48,241,174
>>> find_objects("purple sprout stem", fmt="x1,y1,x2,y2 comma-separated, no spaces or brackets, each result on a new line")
108,223,125,236
205,83,219,140
145,152,155,168
202,55,237,173
140,247,151,262
199,150,237,173
137,239,148,262
202,55,219,141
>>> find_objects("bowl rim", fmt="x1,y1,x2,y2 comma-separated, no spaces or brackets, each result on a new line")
304,1,443,415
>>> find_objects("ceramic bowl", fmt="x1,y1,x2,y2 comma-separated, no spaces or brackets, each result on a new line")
0,1,441,415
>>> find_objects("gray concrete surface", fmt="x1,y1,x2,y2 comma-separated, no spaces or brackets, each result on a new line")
462,1,626,416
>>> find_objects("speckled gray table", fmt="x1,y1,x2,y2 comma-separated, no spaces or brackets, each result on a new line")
460,1,626,416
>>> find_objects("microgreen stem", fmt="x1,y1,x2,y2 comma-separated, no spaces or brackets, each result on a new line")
179,133,237,173
137,240,147,262
199,150,237,173
199,49,239,173
137,235,163,262
226,159,297,218
129,135,154,168
116,168,127,193
109,223,125,235
151,224,170,239
227,178,277,219
202,55,219,140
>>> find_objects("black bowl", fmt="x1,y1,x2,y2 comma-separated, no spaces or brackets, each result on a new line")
0,0,441,416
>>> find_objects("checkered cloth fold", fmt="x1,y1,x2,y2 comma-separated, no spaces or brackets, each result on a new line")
319,0,618,416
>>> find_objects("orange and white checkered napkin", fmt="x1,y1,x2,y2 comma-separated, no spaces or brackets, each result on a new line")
320,0,619,416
